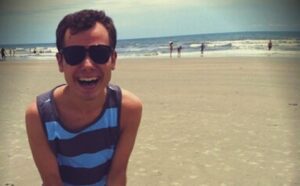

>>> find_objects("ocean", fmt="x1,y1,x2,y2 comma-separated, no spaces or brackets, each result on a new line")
1,31,300,61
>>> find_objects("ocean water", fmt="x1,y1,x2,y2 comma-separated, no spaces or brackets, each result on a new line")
1,31,300,61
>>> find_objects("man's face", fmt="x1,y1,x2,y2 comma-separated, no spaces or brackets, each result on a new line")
57,22,116,100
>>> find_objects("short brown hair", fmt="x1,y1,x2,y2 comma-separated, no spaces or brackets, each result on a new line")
56,9,117,51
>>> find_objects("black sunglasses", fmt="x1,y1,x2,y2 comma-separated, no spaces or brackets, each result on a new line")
60,45,113,66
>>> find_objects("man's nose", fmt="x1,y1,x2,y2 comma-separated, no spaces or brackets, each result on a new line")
81,53,95,68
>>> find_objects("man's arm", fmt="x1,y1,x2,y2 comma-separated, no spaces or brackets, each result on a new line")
25,102,63,186
107,89,143,186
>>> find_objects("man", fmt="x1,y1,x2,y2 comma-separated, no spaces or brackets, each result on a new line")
200,42,205,55
25,9,142,186
177,45,182,58
1,48,6,60
169,41,173,58
268,40,272,51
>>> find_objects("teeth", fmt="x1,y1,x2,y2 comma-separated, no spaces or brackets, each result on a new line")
79,77,97,82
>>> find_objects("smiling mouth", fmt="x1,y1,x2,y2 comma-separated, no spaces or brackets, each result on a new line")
78,77,100,87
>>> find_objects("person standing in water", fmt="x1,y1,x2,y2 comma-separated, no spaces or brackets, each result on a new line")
1,48,6,61
169,41,174,58
200,42,205,55
268,40,272,51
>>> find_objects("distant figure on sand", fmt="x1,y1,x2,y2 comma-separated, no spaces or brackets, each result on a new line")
169,41,173,58
177,45,182,58
1,48,6,60
200,42,205,55
268,40,272,51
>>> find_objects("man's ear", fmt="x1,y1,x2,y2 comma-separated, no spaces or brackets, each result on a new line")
56,53,64,72
110,51,117,70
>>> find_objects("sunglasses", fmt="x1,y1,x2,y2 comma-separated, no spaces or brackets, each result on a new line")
60,44,113,66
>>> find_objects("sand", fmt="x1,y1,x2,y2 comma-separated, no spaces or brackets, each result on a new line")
0,57,299,186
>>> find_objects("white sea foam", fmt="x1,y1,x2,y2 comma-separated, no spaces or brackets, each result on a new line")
2,31,300,61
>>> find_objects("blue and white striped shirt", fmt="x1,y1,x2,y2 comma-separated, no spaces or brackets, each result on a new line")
37,84,122,186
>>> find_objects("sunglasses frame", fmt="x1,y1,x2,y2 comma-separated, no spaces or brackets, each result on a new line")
60,44,113,66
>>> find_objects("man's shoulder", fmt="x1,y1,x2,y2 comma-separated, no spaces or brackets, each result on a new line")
25,100,41,128
121,89,142,108
119,88,142,130
25,101,39,116
25,89,52,121
27,86,62,123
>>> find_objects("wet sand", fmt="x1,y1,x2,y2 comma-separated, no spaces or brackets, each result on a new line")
0,57,300,185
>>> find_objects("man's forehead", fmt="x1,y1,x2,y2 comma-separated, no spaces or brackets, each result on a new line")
63,23,110,46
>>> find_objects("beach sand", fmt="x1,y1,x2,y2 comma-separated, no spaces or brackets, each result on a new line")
0,57,299,185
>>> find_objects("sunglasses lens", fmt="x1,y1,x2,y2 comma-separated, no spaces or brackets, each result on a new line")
62,46,85,65
89,45,112,64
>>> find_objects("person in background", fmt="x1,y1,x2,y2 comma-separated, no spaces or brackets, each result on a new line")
268,40,272,51
200,42,205,55
177,45,182,58
1,48,6,61
25,9,142,186
169,41,173,58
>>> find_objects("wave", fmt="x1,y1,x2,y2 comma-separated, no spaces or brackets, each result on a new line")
2,31,300,60
190,44,201,48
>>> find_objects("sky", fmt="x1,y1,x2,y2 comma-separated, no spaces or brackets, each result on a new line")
0,0,299,44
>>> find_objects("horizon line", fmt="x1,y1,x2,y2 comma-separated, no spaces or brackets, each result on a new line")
1,30,300,46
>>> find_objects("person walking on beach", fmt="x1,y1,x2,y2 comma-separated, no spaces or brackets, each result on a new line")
1,48,6,60
25,9,142,186
268,40,272,51
200,42,205,55
169,41,173,58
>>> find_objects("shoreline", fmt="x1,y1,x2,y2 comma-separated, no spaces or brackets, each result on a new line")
1,54,300,64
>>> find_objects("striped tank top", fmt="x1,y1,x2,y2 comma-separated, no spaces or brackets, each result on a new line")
37,84,121,186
